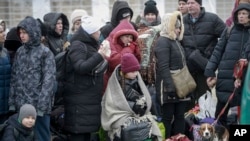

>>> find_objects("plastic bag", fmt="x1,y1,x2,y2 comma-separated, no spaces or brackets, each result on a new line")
196,91,216,119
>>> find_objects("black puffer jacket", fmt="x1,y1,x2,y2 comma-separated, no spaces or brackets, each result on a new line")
181,7,226,59
204,3,250,105
154,11,190,104
63,26,105,133
2,114,38,141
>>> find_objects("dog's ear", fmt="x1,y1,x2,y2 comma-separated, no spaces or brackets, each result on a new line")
198,125,203,136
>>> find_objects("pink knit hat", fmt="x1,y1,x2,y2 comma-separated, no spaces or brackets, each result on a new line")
121,53,140,73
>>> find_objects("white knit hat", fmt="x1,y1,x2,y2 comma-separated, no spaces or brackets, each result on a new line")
81,16,102,34
70,9,88,24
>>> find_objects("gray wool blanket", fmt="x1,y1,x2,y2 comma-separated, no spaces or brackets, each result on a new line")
101,66,162,141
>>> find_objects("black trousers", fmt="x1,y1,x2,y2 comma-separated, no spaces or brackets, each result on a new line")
162,101,187,139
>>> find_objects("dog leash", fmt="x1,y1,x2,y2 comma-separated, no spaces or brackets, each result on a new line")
213,59,248,125
212,87,237,126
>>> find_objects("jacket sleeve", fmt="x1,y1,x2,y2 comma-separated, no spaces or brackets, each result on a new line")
204,28,228,77
69,41,104,75
154,38,175,92
8,50,19,111
37,50,56,114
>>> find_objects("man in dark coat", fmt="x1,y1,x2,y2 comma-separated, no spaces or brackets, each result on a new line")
205,3,250,128
100,0,136,41
181,0,226,111
63,15,109,141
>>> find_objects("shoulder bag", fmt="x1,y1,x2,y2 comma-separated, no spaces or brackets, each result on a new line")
171,41,197,98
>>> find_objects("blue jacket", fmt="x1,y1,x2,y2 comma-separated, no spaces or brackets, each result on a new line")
0,47,11,115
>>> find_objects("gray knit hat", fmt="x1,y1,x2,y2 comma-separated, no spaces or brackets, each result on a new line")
18,104,37,121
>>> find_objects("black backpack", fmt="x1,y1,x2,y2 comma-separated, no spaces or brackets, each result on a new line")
0,120,19,140
55,48,69,82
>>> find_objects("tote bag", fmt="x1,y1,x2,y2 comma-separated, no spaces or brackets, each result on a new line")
171,41,196,98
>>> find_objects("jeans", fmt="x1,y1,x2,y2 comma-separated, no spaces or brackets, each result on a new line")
35,114,51,141
162,101,187,138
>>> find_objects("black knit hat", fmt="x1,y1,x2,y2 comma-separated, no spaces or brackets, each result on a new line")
144,0,159,16
117,8,132,22
194,0,202,5
179,0,187,2
4,27,22,51
36,18,47,36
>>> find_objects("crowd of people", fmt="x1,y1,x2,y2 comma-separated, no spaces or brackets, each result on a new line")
0,0,250,141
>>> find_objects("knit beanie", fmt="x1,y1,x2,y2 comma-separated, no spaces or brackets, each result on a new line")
18,104,37,122
81,15,102,34
144,0,159,16
179,0,187,2
121,53,140,73
4,27,22,51
117,8,132,22
70,9,88,24
194,0,202,5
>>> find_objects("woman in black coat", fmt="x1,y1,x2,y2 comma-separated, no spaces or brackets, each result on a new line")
154,11,191,139
205,3,250,128
63,16,109,141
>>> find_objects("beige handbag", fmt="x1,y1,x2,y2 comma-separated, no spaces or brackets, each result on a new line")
171,41,196,98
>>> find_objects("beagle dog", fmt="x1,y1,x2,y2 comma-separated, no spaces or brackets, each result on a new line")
199,123,229,141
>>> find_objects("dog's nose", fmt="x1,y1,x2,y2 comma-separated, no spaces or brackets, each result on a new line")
205,132,209,136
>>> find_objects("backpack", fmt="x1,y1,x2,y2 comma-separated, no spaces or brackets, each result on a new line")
0,120,19,140
55,48,69,82
0,120,8,139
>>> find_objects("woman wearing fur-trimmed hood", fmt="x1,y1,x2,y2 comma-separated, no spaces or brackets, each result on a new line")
154,11,191,138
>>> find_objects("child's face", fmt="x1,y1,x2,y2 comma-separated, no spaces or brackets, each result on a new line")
19,28,29,43
22,116,36,128
124,71,138,79
120,34,133,46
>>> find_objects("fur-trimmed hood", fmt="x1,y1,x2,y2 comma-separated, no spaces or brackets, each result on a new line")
160,11,184,40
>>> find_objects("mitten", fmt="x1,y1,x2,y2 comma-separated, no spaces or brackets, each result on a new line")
132,96,147,116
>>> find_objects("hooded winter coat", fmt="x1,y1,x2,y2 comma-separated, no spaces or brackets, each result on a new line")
103,19,140,93
154,11,191,104
205,3,250,106
43,12,69,56
100,1,136,39
8,16,56,115
63,25,105,133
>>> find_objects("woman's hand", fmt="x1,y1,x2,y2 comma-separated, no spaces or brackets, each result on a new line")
206,77,217,89
234,78,241,88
